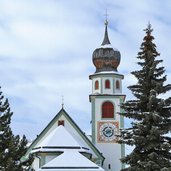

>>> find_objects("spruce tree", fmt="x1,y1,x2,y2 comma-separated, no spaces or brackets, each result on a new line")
119,24,171,171
0,87,33,171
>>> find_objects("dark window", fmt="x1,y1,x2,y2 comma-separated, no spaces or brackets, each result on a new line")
102,102,114,118
116,80,120,89
58,120,64,126
95,80,99,90
108,164,111,169
105,80,110,89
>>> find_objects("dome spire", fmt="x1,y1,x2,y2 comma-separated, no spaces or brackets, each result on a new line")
101,10,111,45
92,11,121,73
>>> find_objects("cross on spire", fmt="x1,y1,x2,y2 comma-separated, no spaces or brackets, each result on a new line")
104,9,108,26
62,95,64,108
101,9,110,45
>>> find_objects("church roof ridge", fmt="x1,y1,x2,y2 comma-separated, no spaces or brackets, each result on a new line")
24,108,104,162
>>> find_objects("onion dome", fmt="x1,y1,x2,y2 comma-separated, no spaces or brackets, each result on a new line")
92,20,121,73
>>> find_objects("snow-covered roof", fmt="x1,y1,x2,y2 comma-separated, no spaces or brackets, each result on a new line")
32,125,87,153
37,150,104,171
95,71,118,74
100,44,119,51
24,109,104,163
93,70,122,75
100,44,112,48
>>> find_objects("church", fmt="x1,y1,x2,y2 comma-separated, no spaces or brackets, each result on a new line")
24,19,126,171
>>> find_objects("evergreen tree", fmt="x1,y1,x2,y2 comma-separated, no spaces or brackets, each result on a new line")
0,87,33,171
119,24,171,171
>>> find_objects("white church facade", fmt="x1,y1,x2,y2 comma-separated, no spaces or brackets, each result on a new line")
24,20,126,171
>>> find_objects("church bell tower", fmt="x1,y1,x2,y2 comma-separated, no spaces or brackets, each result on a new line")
89,20,125,171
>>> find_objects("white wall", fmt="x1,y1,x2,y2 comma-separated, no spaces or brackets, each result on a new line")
45,155,57,164
98,143,122,171
91,74,123,95
102,77,114,94
90,72,124,171
93,97,122,171
32,157,40,171
94,98,121,122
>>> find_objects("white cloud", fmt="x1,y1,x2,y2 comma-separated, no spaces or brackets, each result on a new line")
0,0,171,141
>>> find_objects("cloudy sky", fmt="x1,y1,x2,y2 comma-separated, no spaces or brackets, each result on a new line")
0,0,171,141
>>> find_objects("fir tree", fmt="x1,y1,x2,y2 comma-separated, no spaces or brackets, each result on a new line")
119,24,171,171
0,87,33,171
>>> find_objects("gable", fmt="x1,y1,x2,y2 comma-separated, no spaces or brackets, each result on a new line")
24,108,104,162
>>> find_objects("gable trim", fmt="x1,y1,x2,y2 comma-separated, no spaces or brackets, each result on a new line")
24,108,104,162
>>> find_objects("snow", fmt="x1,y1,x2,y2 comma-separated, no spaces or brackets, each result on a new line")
32,125,88,153
5,148,9,153
94,71,120,74
163,106,171,109
32,126,104,171
100,44,119,51
37,150,104,171
87,135,92,141
27,141,33,147
100,44,112,48
39,125,80,147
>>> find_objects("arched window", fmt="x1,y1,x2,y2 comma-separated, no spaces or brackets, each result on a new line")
108,164,111,169
102,101,114,118
105,80,110,89
116,80,120,89
95,80,99,90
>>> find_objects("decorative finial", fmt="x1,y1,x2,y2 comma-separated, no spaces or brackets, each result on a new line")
101,9,111,45
62,95,64,108
104,9,108,26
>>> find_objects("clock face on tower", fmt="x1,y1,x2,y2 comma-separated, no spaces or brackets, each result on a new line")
98,122,119,143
